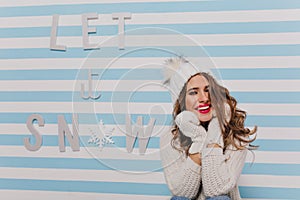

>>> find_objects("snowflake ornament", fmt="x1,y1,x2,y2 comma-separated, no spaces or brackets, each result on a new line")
88,120,115,150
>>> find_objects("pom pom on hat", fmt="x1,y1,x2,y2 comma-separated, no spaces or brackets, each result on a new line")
162,56,206,105
163,56,188,85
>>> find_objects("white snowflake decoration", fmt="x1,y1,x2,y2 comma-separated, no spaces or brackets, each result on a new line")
88,120,114,150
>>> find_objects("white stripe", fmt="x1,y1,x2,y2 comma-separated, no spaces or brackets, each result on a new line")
0,167,166,183
1,168,299,188
0,102,299,116
1,146,300,164
0,146,161,160
0,80,298,92
222,80,300,92
0,56,299,70
239,174,300,188
0,190,168,200
0,80,166,91
253,127,300,140
1,123,300,140
0,9,299,27
238,103,300,116
245,151,300,164
0,58,167,70
0,0,205,7
0,102,172,114
0,124,170,137
212,56,300,69
2,33,300,49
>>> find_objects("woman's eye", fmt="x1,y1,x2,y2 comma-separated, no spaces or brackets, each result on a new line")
189,91,197,95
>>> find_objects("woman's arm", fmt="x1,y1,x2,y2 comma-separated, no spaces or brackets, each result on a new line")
160,131,202,199
189,153,201,166
201,145,247,197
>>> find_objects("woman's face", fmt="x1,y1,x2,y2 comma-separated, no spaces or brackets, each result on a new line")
185,74,213,122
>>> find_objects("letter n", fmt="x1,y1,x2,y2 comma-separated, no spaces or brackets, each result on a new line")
58,114,80,152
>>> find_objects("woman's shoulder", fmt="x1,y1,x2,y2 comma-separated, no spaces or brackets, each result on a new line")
160,127,174,147
159,128,188,172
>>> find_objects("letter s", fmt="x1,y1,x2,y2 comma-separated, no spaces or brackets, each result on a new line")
24,114,44,151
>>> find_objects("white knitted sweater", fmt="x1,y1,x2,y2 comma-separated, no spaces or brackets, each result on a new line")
160,129,247,200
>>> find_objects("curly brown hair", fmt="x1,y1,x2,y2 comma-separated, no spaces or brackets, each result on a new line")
171,72,257,155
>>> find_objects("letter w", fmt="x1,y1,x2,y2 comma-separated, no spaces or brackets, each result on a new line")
125,115,156,155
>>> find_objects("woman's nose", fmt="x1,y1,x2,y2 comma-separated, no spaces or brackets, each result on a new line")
198,91,208,102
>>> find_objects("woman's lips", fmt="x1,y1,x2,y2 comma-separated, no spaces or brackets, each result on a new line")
197,104,211,114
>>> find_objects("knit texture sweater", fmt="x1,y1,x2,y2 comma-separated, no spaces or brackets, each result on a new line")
160,129,247,200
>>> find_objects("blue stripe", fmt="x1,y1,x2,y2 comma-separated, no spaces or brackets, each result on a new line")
213,68,300,80
1,134,300,152
240,186,300,198
251,140,300,151
0,178,170,196
0,157,299,176
0,68,299,80
0,0,299,17
0,91,172,102
0,113,172,126
0,135,160,149
0,91,299,104
0,47,170,59
2,21,300,38
0,157,163,172
243,163,300,176
1,113,300,127
246,115,300,128
0,178,299,198
0,179,299,198
231,92,300,104
0,45,300,59
0,69,164,80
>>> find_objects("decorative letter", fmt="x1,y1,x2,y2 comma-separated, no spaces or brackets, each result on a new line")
126,115,155,155
58,114,80,152
24,114,44,151
81,69,101,100
82,13,98,50
50,14,66,51
112,13,131,49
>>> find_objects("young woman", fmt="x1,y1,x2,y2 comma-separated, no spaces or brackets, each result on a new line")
160,57,257,200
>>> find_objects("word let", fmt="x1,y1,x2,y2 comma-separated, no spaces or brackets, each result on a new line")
50,12,132,51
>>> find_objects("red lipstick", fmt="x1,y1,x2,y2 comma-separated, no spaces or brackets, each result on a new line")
197,103,211,114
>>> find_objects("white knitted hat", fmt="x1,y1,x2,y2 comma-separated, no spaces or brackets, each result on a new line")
163,56,211,105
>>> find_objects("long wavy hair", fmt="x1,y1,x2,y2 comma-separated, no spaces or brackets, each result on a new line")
171,72,257,154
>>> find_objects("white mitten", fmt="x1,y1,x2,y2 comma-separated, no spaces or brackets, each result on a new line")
206,103,231,149
175,111,207,154
206,116,224,149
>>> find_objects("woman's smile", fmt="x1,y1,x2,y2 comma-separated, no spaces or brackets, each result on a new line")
197,103,211,114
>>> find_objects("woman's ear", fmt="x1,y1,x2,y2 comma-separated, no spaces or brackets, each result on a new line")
224,102,231,122
212,107,217,118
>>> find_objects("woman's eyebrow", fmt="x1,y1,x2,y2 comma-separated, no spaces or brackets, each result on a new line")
187,87,199,92
187,85,209,92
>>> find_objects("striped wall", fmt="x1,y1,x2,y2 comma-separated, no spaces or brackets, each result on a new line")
1,0,300,199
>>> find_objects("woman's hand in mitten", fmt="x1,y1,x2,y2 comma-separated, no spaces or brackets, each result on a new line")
175,111,207,154
205,103,231,150
206,115,224,149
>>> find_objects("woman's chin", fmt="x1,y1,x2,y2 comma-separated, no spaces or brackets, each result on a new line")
198,113,213,123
